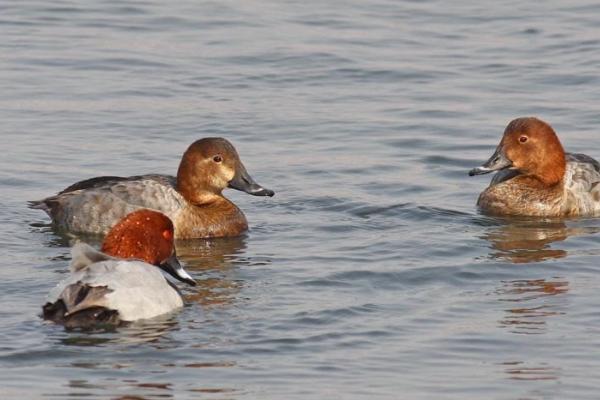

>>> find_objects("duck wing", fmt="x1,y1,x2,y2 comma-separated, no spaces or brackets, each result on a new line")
29,174,184,234
57,174,176,195
565,153,600,192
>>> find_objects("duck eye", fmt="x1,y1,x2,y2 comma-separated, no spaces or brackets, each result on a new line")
519,136,528,143
213,155,223,163
162,229,173,241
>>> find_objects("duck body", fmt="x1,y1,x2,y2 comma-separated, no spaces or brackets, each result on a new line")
471,118,600,217
44,243,184,326
34,174,248,239
478,154,600,217
30,138,273,239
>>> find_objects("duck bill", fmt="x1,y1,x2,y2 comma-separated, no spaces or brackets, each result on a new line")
159,253,196,286
469,146,513,176
228,163,275,197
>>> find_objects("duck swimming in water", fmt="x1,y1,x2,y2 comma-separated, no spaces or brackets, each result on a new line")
469,117,600,217
43,209,196,329
30,138,274,239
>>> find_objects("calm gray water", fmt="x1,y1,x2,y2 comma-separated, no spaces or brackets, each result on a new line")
2,1,600,399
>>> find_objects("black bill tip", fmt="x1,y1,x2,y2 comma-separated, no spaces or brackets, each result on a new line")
251,187,275,197
228,167,274,197
469,147,512,177
469,167,493,176
159,254,197,286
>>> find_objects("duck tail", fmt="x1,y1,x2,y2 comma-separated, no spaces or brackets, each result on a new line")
28,196,64,220
43,300,120,329
42,283,121,329
70,243,115,272
28,199,50,211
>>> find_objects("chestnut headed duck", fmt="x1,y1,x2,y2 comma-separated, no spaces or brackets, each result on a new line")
43,209,196,328
469,117,600,217
30,138,274,239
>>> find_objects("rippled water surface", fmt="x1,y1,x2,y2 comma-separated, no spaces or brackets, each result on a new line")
3,1,600,399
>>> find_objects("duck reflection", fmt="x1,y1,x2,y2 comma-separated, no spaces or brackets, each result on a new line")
66,378,237,400
175,236,249,307
498,361,561,381
175,235,247,270
58,312,180,346
496,278,568,335
495,278,567,381
482,218,600,263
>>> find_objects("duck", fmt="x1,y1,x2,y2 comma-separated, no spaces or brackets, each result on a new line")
30,138,274,239
469,117,600,217
43,209,197,328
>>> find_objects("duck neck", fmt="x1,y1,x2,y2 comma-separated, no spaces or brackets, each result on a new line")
520,175,564,191
536,140,567,187
180,187,225,207
176,171,225,206
532,158,566,188
173,195,247,239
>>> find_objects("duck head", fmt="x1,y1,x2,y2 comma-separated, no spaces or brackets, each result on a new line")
469,117,566,186
176,138,274,204
101,209,196,286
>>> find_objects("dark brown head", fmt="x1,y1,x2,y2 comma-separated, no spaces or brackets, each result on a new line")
176,138,274,204
469,117,567,186
101,209,195,286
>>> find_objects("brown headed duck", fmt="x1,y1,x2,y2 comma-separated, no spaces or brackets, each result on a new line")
30,138,274,239
469,117,600,217
43,209,196,328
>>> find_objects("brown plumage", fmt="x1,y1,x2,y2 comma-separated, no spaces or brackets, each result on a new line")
101,209,175,264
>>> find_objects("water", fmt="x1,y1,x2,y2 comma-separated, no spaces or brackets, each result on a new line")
2,1,600,398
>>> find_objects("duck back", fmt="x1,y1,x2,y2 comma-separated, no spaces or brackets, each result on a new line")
44,243,184,327
562,153,600,215
32,174,185,235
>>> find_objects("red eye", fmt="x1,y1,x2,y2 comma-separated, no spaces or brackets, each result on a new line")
213,155,223,163
162,229,173,241
519,136,528,143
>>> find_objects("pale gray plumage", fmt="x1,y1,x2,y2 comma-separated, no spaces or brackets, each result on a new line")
33,175,185,235
47,243,184,322
563,153,600,215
